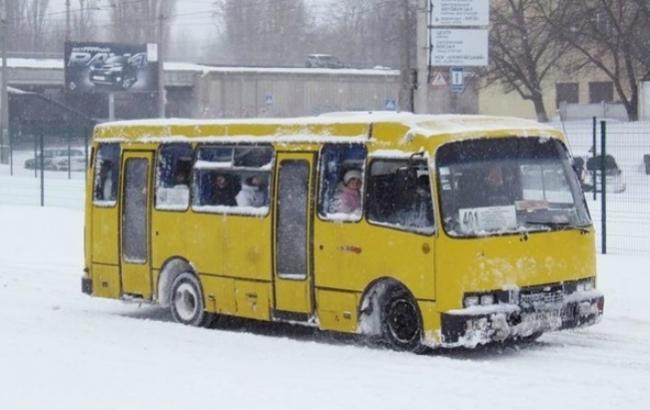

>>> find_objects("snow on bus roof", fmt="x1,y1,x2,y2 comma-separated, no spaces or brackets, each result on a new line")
96,113,560,140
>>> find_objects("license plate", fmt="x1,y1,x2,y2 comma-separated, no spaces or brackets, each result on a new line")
94,76,105,81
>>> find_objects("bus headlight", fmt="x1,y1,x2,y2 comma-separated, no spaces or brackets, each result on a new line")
464,293,496,307
480,294,495,305
576,278,595,292
464,295,480,307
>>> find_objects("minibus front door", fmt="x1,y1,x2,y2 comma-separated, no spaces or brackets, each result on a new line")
273,153,315,318
119,151,154,299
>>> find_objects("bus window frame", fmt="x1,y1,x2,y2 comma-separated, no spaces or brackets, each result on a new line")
365,157,436,237
92,142,121,208
190,142,275,218
434,136,591,240
316,142,367,224
154,142,195,214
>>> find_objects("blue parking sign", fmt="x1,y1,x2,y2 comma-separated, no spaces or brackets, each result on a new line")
449,67,464,93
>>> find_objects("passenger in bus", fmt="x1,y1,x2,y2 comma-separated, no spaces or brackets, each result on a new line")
481,165,512,206
174,160,192,186
236,175,266,207
332,169,362,213
210,174,238,206
96,160,114,201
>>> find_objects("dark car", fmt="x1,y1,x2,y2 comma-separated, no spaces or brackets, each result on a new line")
579,154,626,193
89,54,144,90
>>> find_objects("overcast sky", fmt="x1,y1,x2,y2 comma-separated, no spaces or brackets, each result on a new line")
46,0,333,60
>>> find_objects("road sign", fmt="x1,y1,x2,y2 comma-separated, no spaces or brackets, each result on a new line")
432,0,490,27
431,29,488,66
384,98,397,111
264,94,273,106
431,71,447,87
449,67,464,93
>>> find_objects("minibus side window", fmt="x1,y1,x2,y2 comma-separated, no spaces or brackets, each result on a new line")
192,145,274,216
155,143,194,211
93,143,120,206
318,144,367,221
367,159,435,235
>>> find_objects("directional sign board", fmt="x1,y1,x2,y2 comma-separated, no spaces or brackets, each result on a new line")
432,0,490,27
431,29,488,66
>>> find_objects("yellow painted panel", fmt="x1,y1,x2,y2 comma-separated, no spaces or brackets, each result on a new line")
274,278,310,313
91,264,121,299
316,290,358,333
91,206,119,265
235,280,271,320
435,229,596,312
314,220,435,300
201,276,236,315
418,300,440,346
152,211,272,282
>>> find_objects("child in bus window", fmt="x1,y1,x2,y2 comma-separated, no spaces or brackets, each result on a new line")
332,169,362,213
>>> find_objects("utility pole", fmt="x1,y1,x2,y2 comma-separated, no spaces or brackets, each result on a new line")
399,0,413,112
414,0,430,113
1,0,9,164
65,0,71,41
157,2,166,118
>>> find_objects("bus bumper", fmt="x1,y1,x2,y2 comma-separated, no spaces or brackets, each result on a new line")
82,277,93,295
440,290,604,348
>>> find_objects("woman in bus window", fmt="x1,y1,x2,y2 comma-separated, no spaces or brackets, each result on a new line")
332,169,362,213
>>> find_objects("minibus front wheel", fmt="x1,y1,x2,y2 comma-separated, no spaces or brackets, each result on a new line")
379,285,426,353
170,272,216,328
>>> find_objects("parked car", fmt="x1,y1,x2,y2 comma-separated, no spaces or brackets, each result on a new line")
24,148,86,171
579,154,626,193
89,53,145,90
305,54,347,69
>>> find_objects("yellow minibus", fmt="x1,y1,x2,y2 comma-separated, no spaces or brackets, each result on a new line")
82,113,604,351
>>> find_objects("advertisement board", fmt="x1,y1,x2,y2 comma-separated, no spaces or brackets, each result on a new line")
64,42,159,93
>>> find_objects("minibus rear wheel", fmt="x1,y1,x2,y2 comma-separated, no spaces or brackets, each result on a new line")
170,272,215,327
379,286,425,353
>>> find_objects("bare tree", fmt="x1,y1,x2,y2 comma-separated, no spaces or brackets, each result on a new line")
313,0,406,69
71,0,99,41
487,0,574,122
108,0,176,44
5,0,51,52
539,0,650,120
214,0,308,66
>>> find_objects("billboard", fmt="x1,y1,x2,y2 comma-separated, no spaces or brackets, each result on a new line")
64,42,159,93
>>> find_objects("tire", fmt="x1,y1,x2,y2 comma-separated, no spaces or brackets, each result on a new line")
121,76,136,89
170,272,212,327
379,286,425,352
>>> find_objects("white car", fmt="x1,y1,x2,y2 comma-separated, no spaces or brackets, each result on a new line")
24,148,86,171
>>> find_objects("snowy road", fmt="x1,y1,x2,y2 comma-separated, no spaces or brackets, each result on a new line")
1,205,649,409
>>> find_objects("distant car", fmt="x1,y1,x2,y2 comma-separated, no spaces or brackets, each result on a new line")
579,154,626,193
89,53,145,90
24,148,86,171
305,54,347,69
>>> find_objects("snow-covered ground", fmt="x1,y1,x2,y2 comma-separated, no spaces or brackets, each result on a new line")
0,204,649,409
0,119,649,408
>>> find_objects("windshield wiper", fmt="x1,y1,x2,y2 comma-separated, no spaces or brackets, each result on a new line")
524,220,572,230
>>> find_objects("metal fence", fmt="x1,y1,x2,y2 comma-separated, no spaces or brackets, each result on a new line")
1,121,649,255
561,118,650,255
0,129,90,209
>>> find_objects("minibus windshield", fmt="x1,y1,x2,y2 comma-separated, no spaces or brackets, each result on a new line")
436,137,591,237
